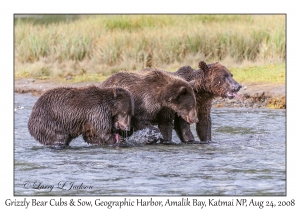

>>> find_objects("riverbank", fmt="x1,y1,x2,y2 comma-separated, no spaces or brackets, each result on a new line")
14,78,286,109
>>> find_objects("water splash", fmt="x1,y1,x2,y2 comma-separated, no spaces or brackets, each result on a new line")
125,128,163,146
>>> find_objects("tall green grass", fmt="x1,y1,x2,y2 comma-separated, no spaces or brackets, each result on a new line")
230,63,285,84
14,15,285,83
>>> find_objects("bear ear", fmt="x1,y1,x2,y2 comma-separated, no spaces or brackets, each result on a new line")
188,80,196,88
198,61,209,72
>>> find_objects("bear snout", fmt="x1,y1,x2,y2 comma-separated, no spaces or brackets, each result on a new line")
234,84,242,92
186,109,198,124
116,121,131,131
228,79,242,92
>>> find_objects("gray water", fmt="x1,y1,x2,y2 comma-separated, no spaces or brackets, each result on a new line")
14,93,286,196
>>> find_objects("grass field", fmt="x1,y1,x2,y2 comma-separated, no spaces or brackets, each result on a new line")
14,15,286,84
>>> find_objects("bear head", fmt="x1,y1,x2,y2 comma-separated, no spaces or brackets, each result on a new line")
198,61,242,99
164,79,198,124
111,87,134,131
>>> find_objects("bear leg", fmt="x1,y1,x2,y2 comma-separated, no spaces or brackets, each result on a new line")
174,114,200,144
157,108,177,145
157,120,176,144
45,131,71,148
195,113,211,143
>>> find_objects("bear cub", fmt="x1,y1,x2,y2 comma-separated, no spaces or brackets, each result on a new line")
28,86,134,148
100,69,198,144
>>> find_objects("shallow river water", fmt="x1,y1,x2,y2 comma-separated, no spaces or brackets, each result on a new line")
14,93,286,196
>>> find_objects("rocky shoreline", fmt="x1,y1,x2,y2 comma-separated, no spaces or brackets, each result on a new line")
14,78,286,109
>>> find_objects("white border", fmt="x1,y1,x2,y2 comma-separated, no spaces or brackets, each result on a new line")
3,1,298,209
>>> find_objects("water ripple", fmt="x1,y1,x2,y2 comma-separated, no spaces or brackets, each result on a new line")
14,94,286,196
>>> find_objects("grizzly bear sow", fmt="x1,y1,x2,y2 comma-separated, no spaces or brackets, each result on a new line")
100,69,198,144
28,86,134,147
173,61,242,143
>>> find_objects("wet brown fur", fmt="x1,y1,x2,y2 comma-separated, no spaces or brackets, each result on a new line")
100,69,198,143
28,86,134,146
174,61,242,142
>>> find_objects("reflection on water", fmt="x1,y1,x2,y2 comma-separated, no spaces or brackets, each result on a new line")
14,93,286,196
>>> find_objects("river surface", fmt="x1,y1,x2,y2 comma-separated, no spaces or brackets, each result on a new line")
14,93,286,196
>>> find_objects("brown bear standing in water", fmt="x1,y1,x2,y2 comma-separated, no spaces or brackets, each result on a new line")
173,61,242,143
100,69,198,144
28,86,134,148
